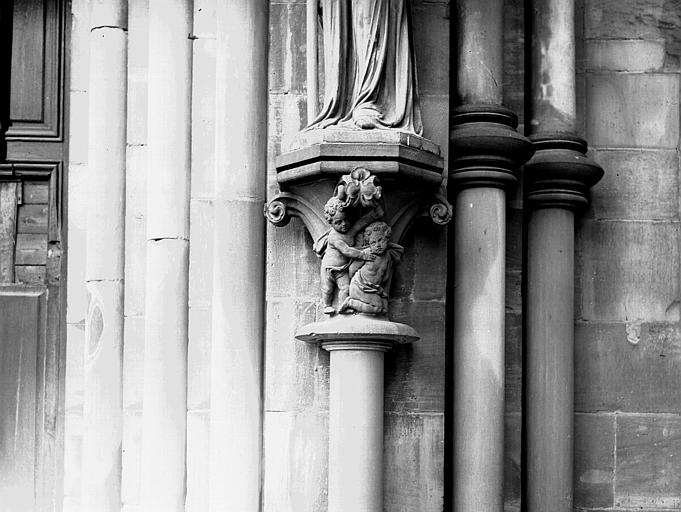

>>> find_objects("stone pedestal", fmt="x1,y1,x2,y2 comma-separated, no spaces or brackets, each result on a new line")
297,315,418,512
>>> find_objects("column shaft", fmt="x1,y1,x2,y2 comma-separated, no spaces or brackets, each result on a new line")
526,208,574,511
327,347,386,512
456,0,503,105
82,2,128,510
531,0,576,133
453,187,506,511
209,2,268,511
141,1,192,510
306,0,318,121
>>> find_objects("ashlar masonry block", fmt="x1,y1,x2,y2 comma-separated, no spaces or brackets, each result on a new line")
577,220,680,322
586,73,679,149
616,414,681,509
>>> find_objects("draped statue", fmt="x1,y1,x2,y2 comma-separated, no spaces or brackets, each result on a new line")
308,0,423,134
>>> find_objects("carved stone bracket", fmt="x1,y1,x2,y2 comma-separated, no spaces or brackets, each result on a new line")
524,134,604,210
268,129,451,246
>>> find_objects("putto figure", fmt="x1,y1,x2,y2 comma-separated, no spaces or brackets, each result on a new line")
339,221,403,315
313,167,404,316
307,0,422,133
315,196,383,315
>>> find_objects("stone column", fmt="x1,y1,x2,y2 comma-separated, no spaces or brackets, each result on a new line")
451,1,533,509
306,0,318,121
208,2,268,511
82,2,127,510
296,316,418,512
326,342,388,512
525,3,603,505
140,1,192,511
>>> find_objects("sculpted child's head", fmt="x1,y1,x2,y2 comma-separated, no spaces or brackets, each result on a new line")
324,196,350,233
364,221,391,254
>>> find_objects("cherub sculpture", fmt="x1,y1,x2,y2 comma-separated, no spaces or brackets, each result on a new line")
338,221,403,315
315,196,382,314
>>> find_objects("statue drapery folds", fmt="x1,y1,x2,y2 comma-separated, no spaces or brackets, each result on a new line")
308,0,423,134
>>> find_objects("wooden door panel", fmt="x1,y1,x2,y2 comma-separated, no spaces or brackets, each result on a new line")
0,287,45,512
7,0,64,141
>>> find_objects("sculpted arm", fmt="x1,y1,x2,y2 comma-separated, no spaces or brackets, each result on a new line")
329,236,373,261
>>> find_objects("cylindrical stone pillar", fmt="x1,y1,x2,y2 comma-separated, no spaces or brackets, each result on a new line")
296,316,418,512
450,107,532,511
451,2,532,507
306,0,318,121
526,0,603,507
455,0,503,105
82,2,128,510
530,0,576,134
524,136,603,512
140,1,192,511
208,2,268,511
325,342,389,512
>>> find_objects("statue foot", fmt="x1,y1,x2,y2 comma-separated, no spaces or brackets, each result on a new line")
337,297,352,314
323,305,336,315
354,115,379,130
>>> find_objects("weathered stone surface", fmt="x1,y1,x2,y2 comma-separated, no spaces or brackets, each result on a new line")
186,411,209,512
585,0,681,69
506,207,523,270
69,91,89,165
587,149,679,221
586,73,679,148
269,2,307,96
577,220,680,322
419,94,449,162
586,39,666,72
413,2,449,95
123,315,144,410
266,220,319,301
63,412,83,499
121,411,142,508
505,270,522,313
190,37,216,199
65,324,85,412
124,145,147,317
188,200,214,309
504,413,521,512
193,0,215,37
127,66,148,147
392,224,447,302
574,413,615,508
385,301,445,413
503,0,525,128
616,414,681,509
384,413,444,512
187,307,211,410
505,313,522,413
262,411,329,512
265,299,328,413
575,322,681,413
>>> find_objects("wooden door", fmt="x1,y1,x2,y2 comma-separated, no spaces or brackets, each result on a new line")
0,0,68,510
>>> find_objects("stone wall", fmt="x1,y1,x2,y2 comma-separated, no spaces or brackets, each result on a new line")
61,0,681,510
574,0,681,510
